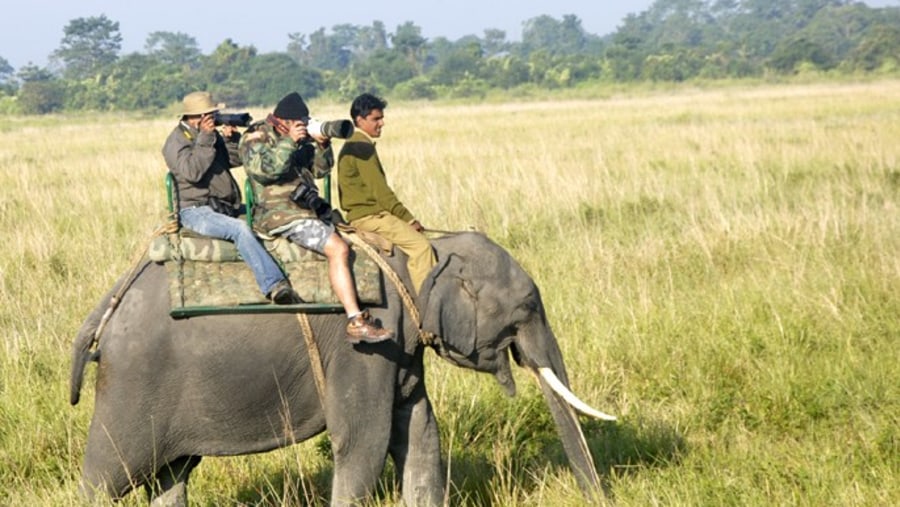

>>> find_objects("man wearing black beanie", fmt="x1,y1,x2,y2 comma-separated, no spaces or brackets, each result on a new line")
239,92,393,344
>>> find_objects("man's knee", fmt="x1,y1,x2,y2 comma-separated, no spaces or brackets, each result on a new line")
236,221,255,236
325,234,349,259
232,221,257,241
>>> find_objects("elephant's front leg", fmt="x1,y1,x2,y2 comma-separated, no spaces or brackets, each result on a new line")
326,383,394,506
389,392,445,507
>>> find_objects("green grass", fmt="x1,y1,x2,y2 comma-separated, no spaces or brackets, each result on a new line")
1,79,898,505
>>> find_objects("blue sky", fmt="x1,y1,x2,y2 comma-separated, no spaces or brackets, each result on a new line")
1,0,897,70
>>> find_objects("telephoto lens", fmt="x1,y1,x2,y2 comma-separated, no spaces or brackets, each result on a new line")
307,119,354,139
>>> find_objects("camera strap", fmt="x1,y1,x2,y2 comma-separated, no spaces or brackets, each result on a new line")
207,197,239,218
179,122,195,141
267,113,290,136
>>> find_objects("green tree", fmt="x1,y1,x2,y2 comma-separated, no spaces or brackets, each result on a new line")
355,21,389,56
767,37,835,72
53,15,122,79
520,14,590,56
245,53,324,105
482,29,508,58
346,48,416,93
17,82,64,114
391,21,427,74
292,27,352,71
200,39,257,106
0,56,14,94
286,32,307,63
16,63,54,83
845,23,900,71
16,64,63,114
392,76,436,99
429,40,484,86
105,53,191,109
520,15,560,55
483,55,531,89
145,31,202,68
605,14,651,80
644,46,704,80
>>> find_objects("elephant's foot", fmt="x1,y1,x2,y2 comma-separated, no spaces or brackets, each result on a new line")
149,482,187,507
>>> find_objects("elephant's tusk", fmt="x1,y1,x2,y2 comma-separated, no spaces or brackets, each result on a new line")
538,367,617,421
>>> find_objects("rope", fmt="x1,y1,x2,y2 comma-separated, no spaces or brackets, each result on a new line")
342,231,435,345
89,217,180,352
293,229,438,410
292,229,441,411
296,313,327,405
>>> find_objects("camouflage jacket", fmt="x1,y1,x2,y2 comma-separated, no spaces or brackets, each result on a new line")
238,120,334,232
162,122,242,214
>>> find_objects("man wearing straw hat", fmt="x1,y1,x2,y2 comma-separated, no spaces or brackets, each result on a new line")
162,90,300,304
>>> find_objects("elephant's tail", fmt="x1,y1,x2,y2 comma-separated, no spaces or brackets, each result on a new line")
70,279,126,406
70,259,150,406
70,295,107,406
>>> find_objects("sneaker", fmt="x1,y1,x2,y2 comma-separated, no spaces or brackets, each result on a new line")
267,280,302,305
346,310,394,344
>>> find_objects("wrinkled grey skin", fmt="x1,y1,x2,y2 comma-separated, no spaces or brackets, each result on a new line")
71,232,602,506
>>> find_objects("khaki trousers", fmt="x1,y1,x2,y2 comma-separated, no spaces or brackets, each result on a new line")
351,211,436,295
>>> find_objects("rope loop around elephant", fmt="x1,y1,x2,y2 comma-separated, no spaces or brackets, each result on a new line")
294,230,433,412
295,313,326,403
89,217,180,352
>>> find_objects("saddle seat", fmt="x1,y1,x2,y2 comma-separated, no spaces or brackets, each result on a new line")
149,231,384,318
160,172,385,318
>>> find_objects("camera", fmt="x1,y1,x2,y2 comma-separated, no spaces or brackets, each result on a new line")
214,112,253,127
307,118,354,139
290,143,316,168
290,182,332,220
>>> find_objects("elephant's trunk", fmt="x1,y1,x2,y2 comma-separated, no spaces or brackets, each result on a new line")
535,370,604,496
512,322,612,497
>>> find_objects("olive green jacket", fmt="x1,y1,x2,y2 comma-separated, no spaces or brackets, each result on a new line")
337,130,415,224
239,120,333,232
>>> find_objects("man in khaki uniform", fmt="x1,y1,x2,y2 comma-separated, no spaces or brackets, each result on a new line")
337,93,436,296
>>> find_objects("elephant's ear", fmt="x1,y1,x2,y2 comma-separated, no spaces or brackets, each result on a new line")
419,253,477,356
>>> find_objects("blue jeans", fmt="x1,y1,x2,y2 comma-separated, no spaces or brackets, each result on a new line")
179,206,285,296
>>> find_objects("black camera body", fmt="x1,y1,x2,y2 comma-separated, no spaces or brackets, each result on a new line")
290,143,316,169
214,112,253,127
290,182,332,221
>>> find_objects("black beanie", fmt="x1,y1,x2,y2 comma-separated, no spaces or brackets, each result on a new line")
273,92,309,120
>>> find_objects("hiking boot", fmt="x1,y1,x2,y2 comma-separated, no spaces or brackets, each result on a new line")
346,310,394,344
267,280,301,305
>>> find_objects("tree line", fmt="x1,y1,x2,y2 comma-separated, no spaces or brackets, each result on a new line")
1,0,898,114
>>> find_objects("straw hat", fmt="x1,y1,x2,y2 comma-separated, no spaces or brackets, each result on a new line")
181,91,224,117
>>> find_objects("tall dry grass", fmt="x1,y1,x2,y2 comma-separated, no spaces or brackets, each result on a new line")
1,79,898,505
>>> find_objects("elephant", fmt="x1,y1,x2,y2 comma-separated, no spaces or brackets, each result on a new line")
70,231,615,506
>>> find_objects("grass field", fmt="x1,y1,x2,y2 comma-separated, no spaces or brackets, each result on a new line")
1,79,898,505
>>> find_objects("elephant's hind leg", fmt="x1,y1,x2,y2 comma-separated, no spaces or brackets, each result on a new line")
146,455,202,507
80,426,143,501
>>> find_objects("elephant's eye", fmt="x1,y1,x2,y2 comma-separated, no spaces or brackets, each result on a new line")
521,299,538,313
